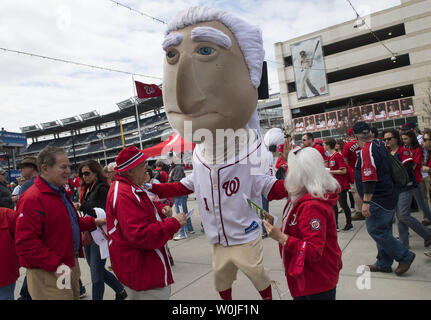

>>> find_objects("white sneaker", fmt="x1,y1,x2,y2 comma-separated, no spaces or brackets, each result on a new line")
424,251,431,258
174,234,186,241
188,230,195,234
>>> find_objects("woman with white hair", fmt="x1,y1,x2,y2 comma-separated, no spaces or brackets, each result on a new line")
263,147,342,300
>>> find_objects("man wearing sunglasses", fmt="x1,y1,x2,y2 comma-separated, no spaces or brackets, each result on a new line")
302,133,328,163
354,122,415,275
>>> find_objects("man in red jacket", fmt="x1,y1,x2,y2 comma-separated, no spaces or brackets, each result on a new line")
106,146,187,300
302,133,328,164
15,146,106,300
0,208,18,300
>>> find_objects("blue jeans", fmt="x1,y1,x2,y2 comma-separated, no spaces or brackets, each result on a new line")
84,241,124,300
174,195,193,236
261,195,268,235
366,202,415,270
0,282,15,300
396,188,431,248
412,186,431,221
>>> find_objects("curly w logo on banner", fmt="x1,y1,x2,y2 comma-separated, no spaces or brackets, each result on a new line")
222,177,240,197
134,81,162,98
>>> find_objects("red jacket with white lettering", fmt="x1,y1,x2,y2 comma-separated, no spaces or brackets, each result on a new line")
106,175,181,292
279,192,342,297
0,208,19,287
15,176,96,272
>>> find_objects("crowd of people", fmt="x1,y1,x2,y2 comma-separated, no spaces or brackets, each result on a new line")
1,120,431,300
0,147,189,300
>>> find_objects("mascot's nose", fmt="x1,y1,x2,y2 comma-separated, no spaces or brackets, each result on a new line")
176,53,206,115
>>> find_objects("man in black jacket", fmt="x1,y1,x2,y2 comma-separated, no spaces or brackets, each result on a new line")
0,169,13,209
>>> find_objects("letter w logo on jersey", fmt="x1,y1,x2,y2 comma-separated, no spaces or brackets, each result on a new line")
222,177,240,197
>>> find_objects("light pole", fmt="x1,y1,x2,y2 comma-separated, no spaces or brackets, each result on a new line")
97,133,107,166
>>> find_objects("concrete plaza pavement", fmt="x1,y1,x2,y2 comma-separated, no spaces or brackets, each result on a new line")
14,198,431,300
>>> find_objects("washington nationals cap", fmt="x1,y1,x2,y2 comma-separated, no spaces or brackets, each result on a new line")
314,138,324,145
352,122,370,135
114,146,150,172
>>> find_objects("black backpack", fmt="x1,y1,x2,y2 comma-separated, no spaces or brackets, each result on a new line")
387,151,409,186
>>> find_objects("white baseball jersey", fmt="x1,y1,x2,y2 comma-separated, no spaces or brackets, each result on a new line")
180,135,277,246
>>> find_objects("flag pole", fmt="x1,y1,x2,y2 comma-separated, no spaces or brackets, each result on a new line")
119,120,126,149
132,75,144,150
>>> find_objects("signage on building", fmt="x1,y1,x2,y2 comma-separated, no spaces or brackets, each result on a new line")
8,169,21,183
293,97,414,133
0,130,27,147
291,36,329,100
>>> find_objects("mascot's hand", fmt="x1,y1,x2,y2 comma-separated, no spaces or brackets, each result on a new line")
175,212,188,227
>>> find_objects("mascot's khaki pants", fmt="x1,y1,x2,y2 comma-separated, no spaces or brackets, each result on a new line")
27,258,81,300
212,234,270,292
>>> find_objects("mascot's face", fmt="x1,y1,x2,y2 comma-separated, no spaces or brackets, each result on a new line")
163,20,257,141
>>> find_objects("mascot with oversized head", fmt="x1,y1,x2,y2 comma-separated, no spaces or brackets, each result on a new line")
149,6,287,300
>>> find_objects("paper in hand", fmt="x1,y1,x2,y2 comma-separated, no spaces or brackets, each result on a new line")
186,208,194,220
243,194,278,225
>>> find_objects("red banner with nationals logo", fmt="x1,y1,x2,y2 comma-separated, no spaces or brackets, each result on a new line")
134,81,162,99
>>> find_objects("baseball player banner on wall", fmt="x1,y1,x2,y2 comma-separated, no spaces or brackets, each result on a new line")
291,36,329,100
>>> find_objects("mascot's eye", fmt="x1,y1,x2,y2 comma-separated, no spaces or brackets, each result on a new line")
167,50,176,59
166,48,179,65
198,47,214,55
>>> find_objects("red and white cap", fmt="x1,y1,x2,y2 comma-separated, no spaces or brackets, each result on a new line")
114,146,150,173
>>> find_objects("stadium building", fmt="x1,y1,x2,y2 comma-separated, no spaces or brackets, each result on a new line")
274,0,431,144
5,92,282,173
15,95,169,171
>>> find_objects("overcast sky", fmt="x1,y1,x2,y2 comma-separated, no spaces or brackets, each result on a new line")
0,0,400,133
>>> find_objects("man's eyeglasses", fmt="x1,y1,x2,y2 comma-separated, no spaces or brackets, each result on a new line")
383,137,393,142
81,171,91,177
424,138,431,142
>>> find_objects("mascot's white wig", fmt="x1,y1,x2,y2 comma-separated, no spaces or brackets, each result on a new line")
164,6,265,134
263,128,285,150
165,6,265,89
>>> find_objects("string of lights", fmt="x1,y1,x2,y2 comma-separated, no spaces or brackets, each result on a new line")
108,0,167,24
0,47,162,80
346,0,397,60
